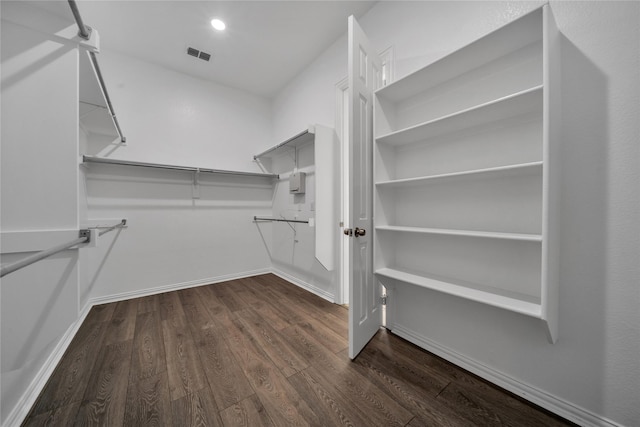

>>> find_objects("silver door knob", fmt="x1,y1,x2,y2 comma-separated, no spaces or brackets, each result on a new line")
354,227,366,237
343,228,353,236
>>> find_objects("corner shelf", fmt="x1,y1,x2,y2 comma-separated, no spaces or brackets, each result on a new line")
373,5,560,343
253,126,315,160
251,125,338,272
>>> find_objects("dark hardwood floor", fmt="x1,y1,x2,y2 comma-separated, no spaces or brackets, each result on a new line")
23,274,573,426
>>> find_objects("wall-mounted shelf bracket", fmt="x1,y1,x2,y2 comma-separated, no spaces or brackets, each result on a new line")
253,125,316,160
79,229,91,242
192,168,201,199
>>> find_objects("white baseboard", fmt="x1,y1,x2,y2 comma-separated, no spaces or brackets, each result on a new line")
3,304,93,427
87,268,271,306
3,268,269,427
271,268,335,303
391,324,623,427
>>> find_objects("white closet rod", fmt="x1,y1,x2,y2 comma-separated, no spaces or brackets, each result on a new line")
0,233,88,278
68,0,90,39
83,156,279,179
88,52,126,143
89,219,128,237
253,216,309,224
0,219,127,278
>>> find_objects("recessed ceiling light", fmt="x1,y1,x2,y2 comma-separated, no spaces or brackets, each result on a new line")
210,18,226,31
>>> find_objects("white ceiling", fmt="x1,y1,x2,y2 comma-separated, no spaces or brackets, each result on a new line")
38,1,377,98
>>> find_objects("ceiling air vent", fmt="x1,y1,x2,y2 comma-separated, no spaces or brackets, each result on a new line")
186,47,211,62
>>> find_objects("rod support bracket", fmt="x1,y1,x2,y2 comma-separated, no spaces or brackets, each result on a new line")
78,25,92,41
79,229,91,243
192,168,201,199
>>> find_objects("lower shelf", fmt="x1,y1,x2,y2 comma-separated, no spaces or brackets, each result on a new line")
375,267,542,318
375,225,542,242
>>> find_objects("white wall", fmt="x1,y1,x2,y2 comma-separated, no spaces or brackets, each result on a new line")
80,163,274,303
84,49,273,173
271,1,640,425
269,37,347,301
79,49,275,305
272,37,346,144
1,3,81,423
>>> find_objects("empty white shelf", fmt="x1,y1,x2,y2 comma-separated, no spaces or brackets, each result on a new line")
375,225,542,242
82,156,278,179
374,9,543,104
376,86,542,146
254,126,315,159
375,161,543,188
375,268,542,318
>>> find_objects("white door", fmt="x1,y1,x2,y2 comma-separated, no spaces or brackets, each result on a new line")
347,16,382,359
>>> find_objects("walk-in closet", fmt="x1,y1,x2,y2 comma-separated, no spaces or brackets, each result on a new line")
1,1,638,426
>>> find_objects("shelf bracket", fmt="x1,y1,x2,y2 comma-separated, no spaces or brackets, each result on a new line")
192,168,201,199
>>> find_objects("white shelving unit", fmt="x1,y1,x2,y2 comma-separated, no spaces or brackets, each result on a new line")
253,125,339,272
373,5,560,342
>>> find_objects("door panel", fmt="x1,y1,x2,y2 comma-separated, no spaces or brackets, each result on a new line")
348,16,382,359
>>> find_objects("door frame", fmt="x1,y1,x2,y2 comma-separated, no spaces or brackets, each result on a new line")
335,76,349,305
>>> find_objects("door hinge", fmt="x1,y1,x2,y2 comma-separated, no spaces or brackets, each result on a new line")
380,294,387,305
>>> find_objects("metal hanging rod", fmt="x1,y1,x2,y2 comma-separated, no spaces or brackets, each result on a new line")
253,216,309,224
83,156,279,179
89,219,127,237
68,0,90,39
1,219,128,278
68,0,126,143
1,231,89,278
88,52,126,143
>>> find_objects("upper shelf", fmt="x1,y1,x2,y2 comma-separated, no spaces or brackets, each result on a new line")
79,50,126,143
374,8,543,104
375,161,543,188
376,85,542,146
82,156,279,179
254,126,315,160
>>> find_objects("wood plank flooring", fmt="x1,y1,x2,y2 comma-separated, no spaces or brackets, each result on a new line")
23,274,573,426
